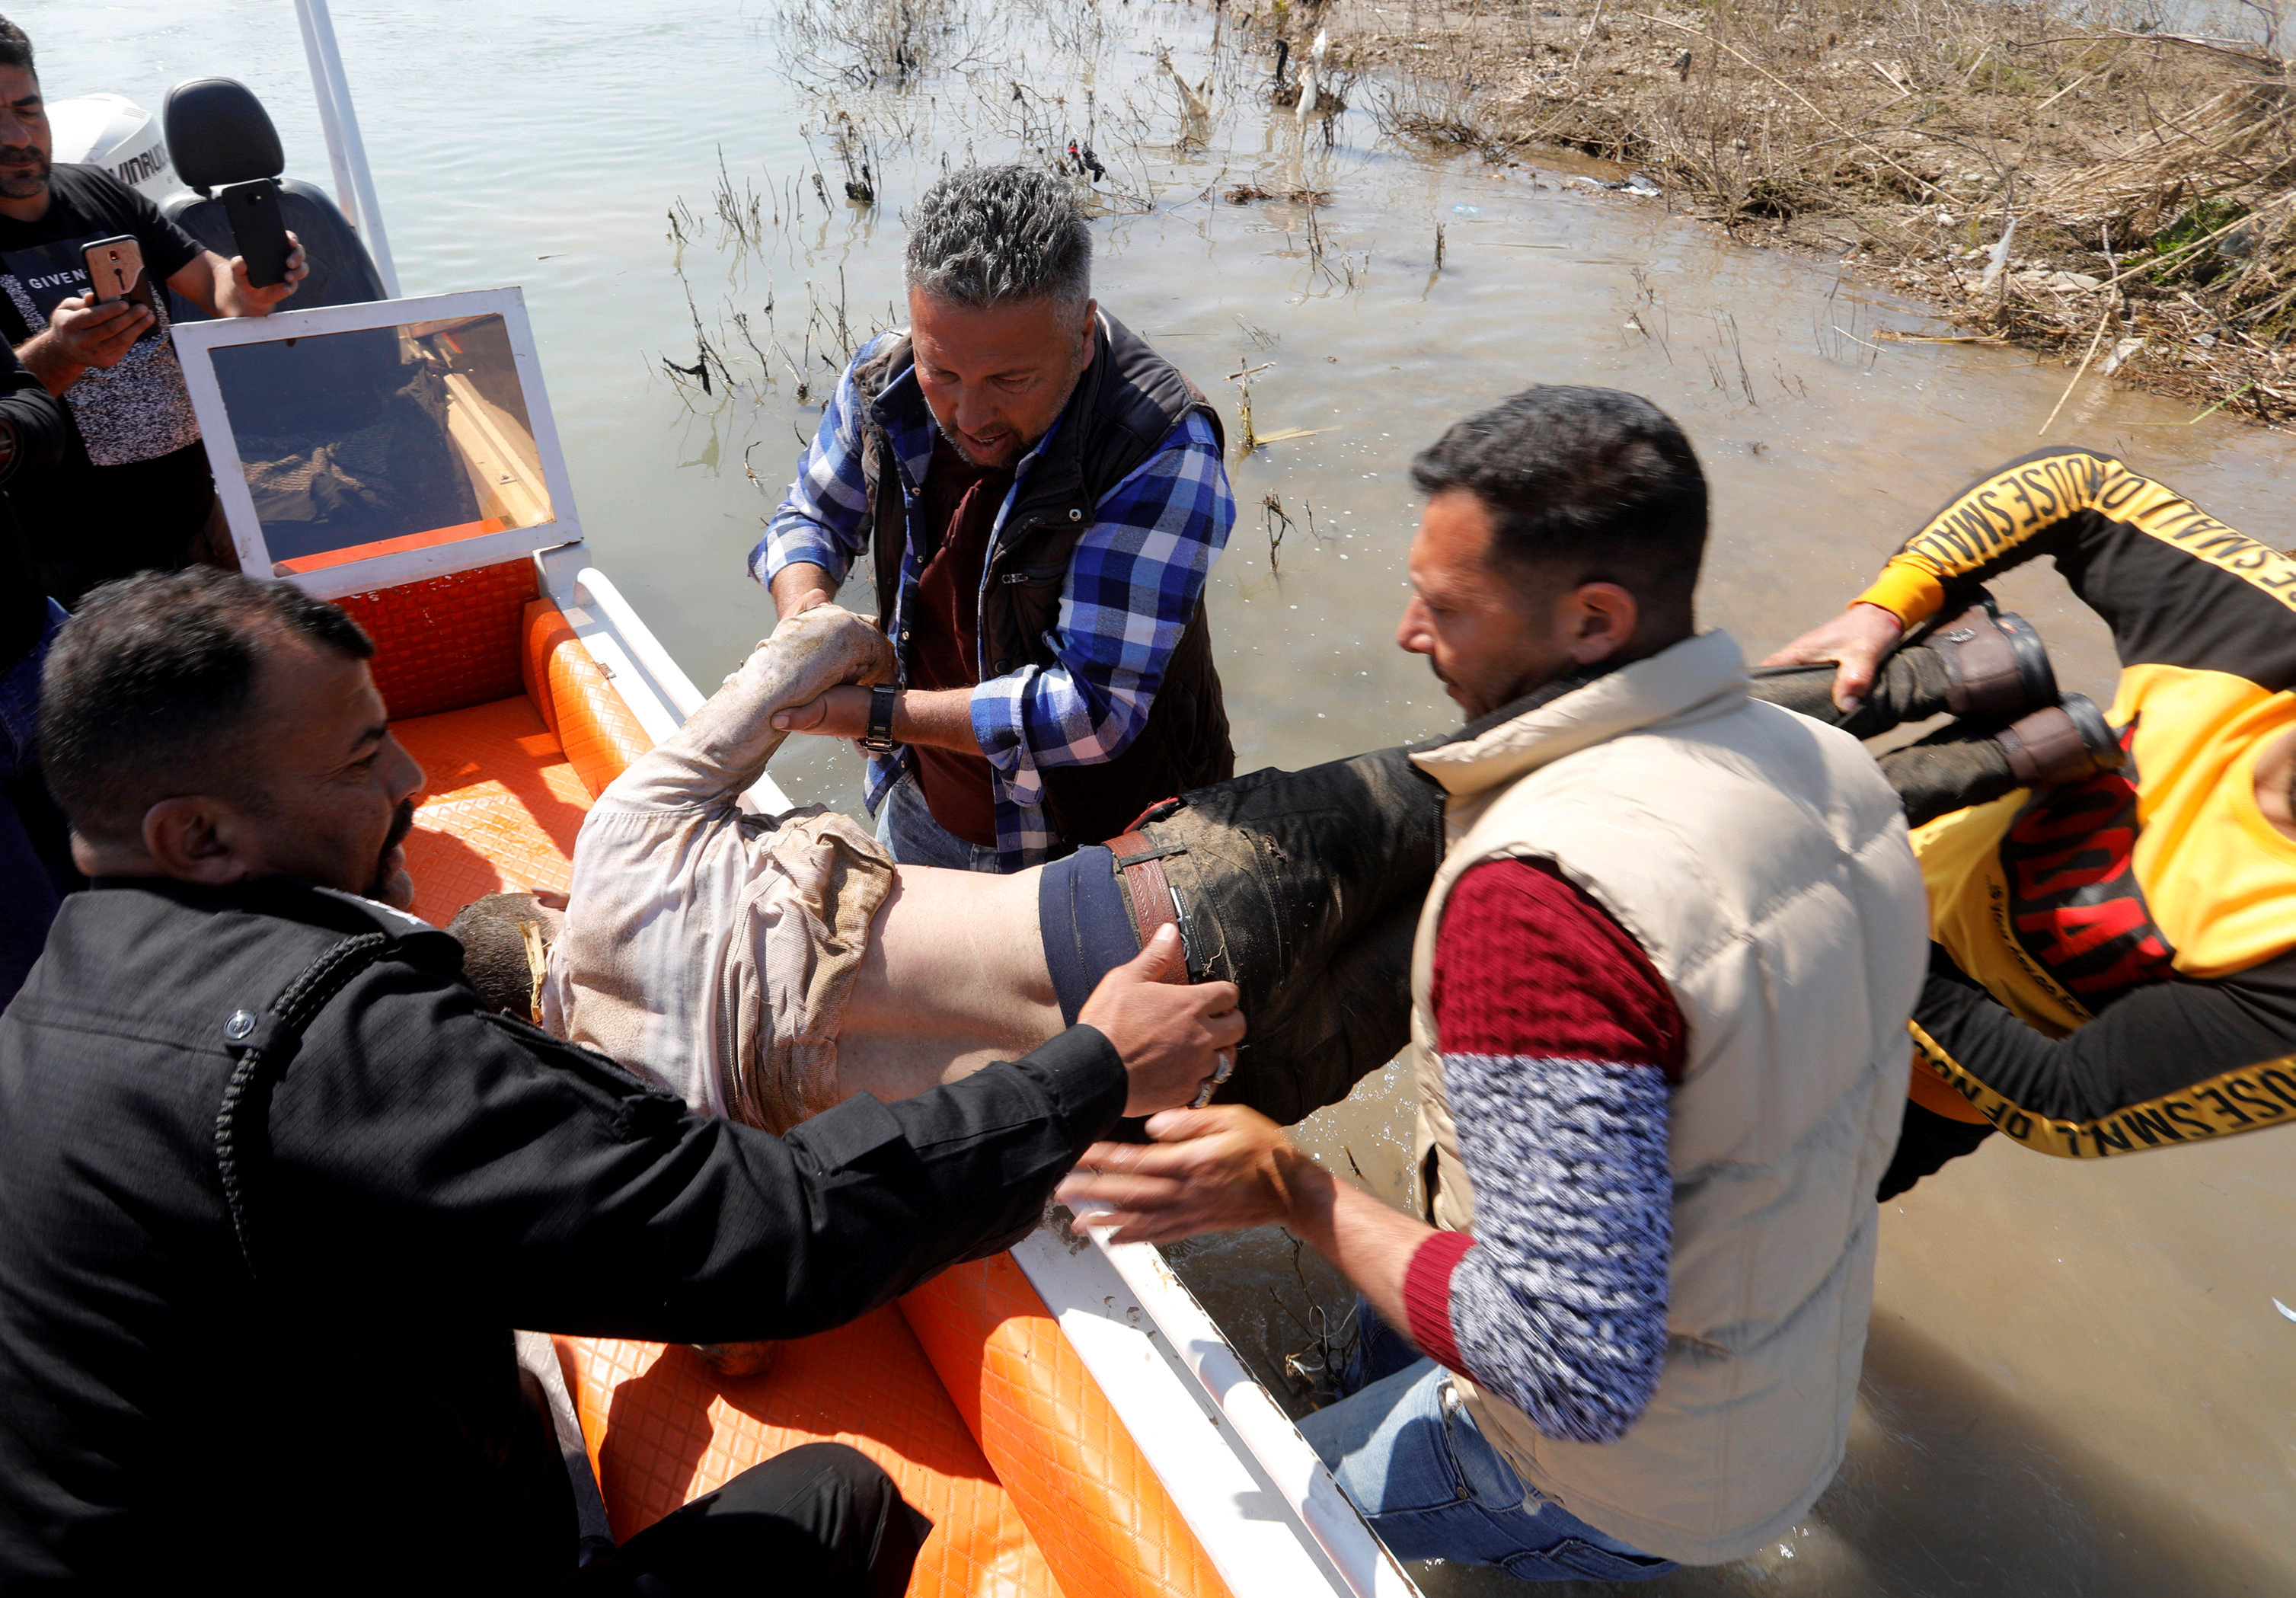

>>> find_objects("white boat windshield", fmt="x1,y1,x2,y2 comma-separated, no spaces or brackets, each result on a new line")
212,313,552,577
174,286,582,599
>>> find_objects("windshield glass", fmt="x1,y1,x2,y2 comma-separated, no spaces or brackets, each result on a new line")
209,312,554,575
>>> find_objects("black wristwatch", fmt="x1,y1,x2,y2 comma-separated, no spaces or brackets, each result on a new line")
860,683,900,751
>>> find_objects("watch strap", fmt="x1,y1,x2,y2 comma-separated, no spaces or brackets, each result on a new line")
861,683,899,750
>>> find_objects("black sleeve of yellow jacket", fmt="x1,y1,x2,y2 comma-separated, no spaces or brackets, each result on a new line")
1851,445,2296,689
261,956,1127,1344
1854,448,2296,1156
1914,944,2296,1157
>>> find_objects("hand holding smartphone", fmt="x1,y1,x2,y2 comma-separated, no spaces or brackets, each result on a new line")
81,235,157,316
76,234,158,352
220,179,292,289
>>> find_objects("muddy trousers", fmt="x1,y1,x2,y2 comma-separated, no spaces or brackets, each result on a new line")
564,1442,928,1596
1039,746,1448,1126
1029,686,2020,1130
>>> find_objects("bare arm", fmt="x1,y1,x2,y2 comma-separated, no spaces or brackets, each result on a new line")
1057,1105,1432,1341
769,681,981,754
769,561,835,619
1757,602,1904,711
17,295,145,396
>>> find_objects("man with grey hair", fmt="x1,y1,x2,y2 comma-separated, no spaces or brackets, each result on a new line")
752,162,1236,870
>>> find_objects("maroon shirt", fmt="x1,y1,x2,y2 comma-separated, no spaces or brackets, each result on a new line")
908,436,1015,846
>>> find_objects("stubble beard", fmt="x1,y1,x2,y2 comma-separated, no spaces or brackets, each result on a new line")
365,798,418,907
934,414,1016,471
0,147,48,201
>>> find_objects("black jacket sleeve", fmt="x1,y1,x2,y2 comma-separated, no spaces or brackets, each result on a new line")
0,340,65,487
0,342,68,666
1860,446,2296,689
1913,943,2296,1157
264,960,1128,1343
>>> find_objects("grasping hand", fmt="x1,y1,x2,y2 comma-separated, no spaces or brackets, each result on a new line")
1757,602,1904,713
227,232,308,315
1056,1104,1324,1245
771,682,870,737
1077,925,1247,1117
43,293,148,369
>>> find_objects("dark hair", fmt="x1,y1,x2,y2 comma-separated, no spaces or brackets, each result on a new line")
1410,386,1707,628
0,18,33,76
38,567,373,839
906,163,1092,318
445,892,553,1017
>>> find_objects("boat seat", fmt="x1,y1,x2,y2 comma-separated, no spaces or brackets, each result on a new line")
158,76,386,320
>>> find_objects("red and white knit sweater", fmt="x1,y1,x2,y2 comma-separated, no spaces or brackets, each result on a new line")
1403,857,1684,1443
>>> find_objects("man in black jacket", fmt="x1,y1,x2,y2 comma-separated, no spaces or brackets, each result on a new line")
0,567,1243,1594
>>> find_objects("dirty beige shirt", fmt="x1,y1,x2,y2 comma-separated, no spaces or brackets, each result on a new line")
541,609,896,1131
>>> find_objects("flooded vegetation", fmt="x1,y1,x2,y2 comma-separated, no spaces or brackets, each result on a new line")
1313,0,2296,427
50,0,2296,1591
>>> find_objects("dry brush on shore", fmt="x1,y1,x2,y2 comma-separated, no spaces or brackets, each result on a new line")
1241,0,2296,426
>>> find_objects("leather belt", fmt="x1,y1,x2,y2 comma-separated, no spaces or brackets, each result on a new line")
1107,829,1188,984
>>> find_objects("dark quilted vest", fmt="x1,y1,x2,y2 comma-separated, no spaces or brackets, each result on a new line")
852,312,1234,849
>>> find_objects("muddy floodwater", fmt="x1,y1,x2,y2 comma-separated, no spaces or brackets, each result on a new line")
41,0,2296,1591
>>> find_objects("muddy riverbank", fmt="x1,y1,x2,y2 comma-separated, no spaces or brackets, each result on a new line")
1247,0,2296,431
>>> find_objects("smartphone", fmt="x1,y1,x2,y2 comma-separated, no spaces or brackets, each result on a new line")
221,179,292,289
81,234,156,322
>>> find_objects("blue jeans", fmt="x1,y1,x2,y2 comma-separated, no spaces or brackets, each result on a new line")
1298,1309,1678,1583
874,769,1001,872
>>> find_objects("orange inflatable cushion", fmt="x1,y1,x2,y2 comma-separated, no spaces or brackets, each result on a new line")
557,1311,1063,1598
520,598,656,798
901,1258,1231,1598
391,696,589,925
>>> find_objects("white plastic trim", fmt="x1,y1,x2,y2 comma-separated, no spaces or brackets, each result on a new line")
1010,1228,1422,1598
291,0,399,296
173,286,583,596
290,0,360,237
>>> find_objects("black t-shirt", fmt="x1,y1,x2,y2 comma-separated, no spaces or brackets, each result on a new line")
0,166,215,600
0,165,204,468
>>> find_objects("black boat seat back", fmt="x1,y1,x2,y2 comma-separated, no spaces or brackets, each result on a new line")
159,77,385,321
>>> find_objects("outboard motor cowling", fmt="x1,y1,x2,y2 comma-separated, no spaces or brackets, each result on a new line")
48,94,174,200
159,77,385,318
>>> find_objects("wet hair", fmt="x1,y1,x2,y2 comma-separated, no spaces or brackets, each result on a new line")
445,892,554,1017
905,163,1092,321
1411,385,1707,631
0,18,32,77
38,567,374,841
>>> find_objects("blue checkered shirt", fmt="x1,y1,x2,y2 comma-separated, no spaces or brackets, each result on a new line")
750,333,1234,868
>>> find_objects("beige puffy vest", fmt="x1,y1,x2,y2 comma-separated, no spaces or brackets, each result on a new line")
1409,631,1927,1564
